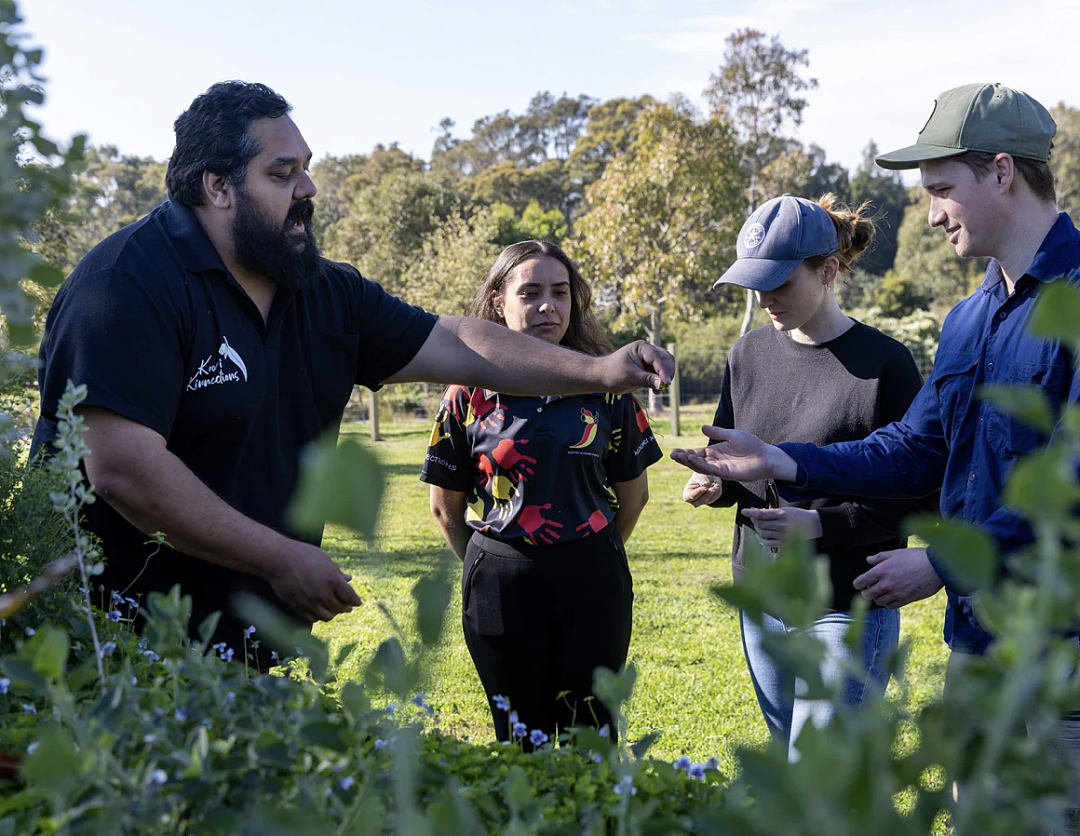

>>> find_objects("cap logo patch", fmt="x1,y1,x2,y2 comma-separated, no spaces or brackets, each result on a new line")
744,222,765,249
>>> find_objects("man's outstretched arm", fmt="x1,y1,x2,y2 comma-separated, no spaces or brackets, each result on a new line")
78,406,361,624
386,315,673,395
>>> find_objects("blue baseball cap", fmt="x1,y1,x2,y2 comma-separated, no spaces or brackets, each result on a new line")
712,194,839,291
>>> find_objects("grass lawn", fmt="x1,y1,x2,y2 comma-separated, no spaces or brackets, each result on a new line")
317,403,950,774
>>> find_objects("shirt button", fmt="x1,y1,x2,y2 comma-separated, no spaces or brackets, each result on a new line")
986,362,994,372
536,407,542,413
970,472,977,482
998,311,1007,320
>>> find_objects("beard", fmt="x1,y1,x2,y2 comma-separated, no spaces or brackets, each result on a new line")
230,188,322,292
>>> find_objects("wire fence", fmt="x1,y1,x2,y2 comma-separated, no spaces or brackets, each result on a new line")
344,341,937,426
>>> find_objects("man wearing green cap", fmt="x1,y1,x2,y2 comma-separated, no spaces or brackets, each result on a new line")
671,81,1080,825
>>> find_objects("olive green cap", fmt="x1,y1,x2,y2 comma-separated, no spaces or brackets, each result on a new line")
876,82,1057,170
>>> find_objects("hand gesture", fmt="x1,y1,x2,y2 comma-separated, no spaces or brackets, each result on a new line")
670,426,794,484
741,507,822,549
682,473,724,508
600,341,674,394
269,541,362,624
852,547,943,609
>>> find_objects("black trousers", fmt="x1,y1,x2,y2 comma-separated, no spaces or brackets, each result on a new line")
461,524,634,746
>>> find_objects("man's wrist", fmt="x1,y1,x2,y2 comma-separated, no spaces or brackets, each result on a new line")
768,446,798,482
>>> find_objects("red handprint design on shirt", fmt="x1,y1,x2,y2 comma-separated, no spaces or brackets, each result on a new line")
634,401,649,433
575,509,609,537
465,389,504,430
490,438,536,484
519,504,563,545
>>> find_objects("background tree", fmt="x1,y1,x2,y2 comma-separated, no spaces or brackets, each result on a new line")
704,28,819,336
1051,103,1080,219
849,141,911,276
568,102,744,409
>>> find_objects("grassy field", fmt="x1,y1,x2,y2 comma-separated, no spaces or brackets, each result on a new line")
317,404,950,774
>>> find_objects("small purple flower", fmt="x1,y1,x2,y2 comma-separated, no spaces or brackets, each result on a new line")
221,647,234,663
529,729,548,747
598,724,610,739
705,756,720,770
509,711,519,725
149,769,168,785
22,703,36,715
374,739,387,751
270,651,279,662
590,751,603,764
99,641,116,658
174,708,188,722
688,763,706,780
110,590,123,604
410,693,427,708
244,626,256,639
0,677,9,695
674,756,691,772
614,775,636,796
131,676,138,686
105,610,122,622
339,776,355,790
143,650,160,662
26,741,38,754
493,694,511,712
512,721,528,738
226,692,236,706
385,703,396,717
124,597,138,608
24,627,35,637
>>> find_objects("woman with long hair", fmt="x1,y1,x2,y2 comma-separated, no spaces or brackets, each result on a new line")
682,194,936,760
421,240,662,745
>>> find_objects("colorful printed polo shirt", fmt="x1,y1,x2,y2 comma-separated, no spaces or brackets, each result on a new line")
420,388,662,545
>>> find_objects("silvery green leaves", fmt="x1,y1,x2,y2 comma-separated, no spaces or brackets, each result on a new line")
287,430,385,542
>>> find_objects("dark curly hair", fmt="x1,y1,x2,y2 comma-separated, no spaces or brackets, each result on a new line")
165,81,291,208
471,240,615,357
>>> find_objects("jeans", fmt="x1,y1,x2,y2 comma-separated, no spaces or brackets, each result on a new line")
740,607,900,761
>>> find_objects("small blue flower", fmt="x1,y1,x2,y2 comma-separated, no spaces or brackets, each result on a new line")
529,729,549,747
591,751,603,764
598,724,610,739
386,703,396,717
124,597,138,608
512,721,528,738
131,676,138,686
374,739,387,751
614,775,636,796
339,776,355,790
99,641,116,658
705,756,720,770
106,610,122,622
110,590,123,604
688,763,706,780
270,651,279,662
26,741,38,755
222,647,234,662
674,756,691,772
149,769,168,785
138,638,148,650
22,703,36,715
174,708,188,722
226,692,236,706
410,693,427,708
493,694,511,712
0,678,9,695
244,625,256,639
509,711,519,725
24,627,35,637
143,650,160,662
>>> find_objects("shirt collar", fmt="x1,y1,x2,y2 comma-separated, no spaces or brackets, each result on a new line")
980,212,1080,293
164,200,229,275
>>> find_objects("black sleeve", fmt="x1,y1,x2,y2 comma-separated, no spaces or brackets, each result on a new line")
353,271,438,390
706,358,739,509
814,346,940,548
606,395,662,482
419,386,475,491
38,267,186,439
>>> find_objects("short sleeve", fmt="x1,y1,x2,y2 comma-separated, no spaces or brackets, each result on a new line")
37,267,186,439
605,395,662,483
352,272,438,389
419,385,475,491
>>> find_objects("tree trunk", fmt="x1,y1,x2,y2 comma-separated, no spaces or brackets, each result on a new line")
739,287,755,337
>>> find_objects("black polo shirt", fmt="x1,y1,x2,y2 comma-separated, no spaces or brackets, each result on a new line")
31,200,437,645
420,388,661,544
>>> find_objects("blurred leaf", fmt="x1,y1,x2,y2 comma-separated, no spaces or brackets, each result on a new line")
1030,280,1080,358
287,433,385,541
334,641,358,669
365,637,410,697
339,681,370,722
631,731,660,760
907,514,999,592
20,727,82,791
593,663,636,718
1005,447,1080,522
979,384,1054,435
411,562,451,647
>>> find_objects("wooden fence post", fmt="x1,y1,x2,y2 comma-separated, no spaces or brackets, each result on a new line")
369,388,380,442
666,342,680,437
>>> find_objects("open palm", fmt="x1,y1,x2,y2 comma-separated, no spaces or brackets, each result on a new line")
670,426,778,483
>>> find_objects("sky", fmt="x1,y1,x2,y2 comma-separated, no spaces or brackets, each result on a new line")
18,0,1080,182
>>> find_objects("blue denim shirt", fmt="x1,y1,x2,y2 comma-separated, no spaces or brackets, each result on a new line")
780,213,1080,654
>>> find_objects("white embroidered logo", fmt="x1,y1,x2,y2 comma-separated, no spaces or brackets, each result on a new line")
186,335,248,391
743,223,766,249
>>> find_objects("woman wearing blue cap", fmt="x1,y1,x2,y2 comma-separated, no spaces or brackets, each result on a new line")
682,193,935,760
